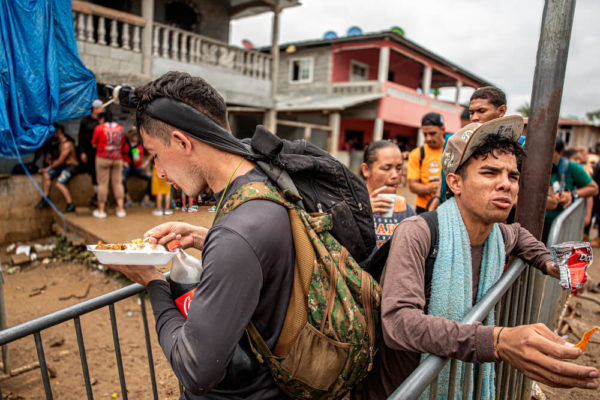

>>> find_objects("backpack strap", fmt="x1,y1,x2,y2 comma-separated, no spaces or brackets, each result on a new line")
419,145,425,167
420,211,438,305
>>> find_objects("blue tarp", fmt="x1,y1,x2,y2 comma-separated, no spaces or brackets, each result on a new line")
0,0,97,158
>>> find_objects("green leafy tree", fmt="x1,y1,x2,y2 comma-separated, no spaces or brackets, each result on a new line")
517,102,530,118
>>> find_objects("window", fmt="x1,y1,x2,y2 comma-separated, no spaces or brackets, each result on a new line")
289,58,313,83
350,60,369,82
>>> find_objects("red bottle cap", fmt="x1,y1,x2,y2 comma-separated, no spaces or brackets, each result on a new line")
167,240,182,252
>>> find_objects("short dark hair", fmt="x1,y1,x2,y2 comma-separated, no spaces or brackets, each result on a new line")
562,148,579,160
470,86,507,108
555,138,565,153
135,71,228,144
449,134,524,196
460,107,470,121
53,123,65,135
361,140,399,180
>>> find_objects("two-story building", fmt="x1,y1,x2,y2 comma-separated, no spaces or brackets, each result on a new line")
70,0,298,130
267,31,493,168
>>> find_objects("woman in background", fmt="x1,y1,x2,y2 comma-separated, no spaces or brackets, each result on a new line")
361,140,416,248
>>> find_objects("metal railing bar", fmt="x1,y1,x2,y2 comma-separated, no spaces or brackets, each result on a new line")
474,364,483,400
139,295,159,400
0,282,144,345
462,363,472,400
74,316,94,400
390,260,526,399
0,272,172,347
109,304,128,400
448,359,458,399
34,332,53,400
429,377,438,399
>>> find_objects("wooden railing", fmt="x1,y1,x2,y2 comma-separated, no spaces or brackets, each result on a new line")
72,0,145,52
152,23,271,80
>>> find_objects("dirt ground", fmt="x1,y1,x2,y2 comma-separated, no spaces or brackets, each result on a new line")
0,259,180,399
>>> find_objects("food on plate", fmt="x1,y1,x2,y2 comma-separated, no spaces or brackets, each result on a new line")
95,241,127,250
94,239,160,251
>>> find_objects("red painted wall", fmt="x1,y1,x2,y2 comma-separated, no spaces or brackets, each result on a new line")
389,51,422,89
339,118,375,150
332,48,380,82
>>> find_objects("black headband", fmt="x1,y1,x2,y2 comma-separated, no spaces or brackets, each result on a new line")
145,97,252,157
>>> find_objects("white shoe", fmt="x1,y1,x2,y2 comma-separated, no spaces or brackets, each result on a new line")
93,210,107,219
164,209,174,216
152,209,164,216
116,210,127,218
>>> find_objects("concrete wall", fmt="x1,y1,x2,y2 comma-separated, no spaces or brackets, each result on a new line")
153,0,230,42
0,172,148,244
153,58,272,107
277,46,332,96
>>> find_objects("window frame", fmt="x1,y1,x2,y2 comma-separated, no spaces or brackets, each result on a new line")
289,57,314,84
350,60,370,82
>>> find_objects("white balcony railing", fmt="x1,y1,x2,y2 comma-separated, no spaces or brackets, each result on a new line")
153,23,271,80
72,0,145,52
331,81,381,95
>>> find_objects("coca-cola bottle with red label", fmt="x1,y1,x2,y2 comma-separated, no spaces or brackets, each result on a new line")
167,240,203,317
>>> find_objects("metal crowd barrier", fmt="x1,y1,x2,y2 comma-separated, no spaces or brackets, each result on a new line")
389,198,585,400
0,279,163,400
0,200,586,399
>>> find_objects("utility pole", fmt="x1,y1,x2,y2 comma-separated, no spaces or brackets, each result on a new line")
515,0,576,239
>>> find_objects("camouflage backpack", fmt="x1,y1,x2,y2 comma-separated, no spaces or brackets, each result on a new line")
217,181,382,399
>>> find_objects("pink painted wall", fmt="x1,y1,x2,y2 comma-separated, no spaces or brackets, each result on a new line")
379,82,461,132
388,51,422,89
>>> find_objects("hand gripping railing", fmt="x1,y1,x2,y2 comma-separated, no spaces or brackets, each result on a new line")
388,199,585,400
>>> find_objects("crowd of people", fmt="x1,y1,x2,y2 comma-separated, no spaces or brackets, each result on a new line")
33,100,215,218
102,72,597,400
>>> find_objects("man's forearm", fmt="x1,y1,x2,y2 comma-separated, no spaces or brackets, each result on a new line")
408,180,435,196
575,182,599,198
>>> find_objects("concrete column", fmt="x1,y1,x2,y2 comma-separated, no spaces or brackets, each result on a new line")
422,65,432,96
304,126,312,142
141,0,154,76
377,46,390,83
373,118,384,142
328,112,341,157
454,80,463,104
264,4,280,133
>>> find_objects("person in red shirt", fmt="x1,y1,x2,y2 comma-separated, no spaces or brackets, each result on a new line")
122,126,153,207
91,109,126,218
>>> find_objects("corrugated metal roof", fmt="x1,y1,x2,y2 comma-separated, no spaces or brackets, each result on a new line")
277,93,383,111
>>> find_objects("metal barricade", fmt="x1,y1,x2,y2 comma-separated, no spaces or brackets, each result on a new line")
389,199,585,400
0,280,163,400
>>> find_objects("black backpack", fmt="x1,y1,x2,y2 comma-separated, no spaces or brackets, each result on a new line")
246,125,376,263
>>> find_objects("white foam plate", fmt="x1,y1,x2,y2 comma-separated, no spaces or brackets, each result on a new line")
87,243,176,266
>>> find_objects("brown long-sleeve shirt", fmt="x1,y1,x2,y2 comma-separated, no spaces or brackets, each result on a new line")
361,216,550,399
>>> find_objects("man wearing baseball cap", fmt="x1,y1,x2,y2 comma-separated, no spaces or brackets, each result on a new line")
407,112,445,213
361,116,598,399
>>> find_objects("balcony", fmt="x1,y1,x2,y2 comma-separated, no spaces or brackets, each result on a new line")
72,1,273,108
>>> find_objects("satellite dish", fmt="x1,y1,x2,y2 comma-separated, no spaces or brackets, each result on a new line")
347,26,363,37
241,39,254,49
391,26,405,37
323,30,338,40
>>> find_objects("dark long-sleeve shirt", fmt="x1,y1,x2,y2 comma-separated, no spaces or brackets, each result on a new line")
362,216,550,399
147,168,294,399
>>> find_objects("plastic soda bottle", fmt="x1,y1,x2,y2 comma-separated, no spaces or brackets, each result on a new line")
166,240,203,317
